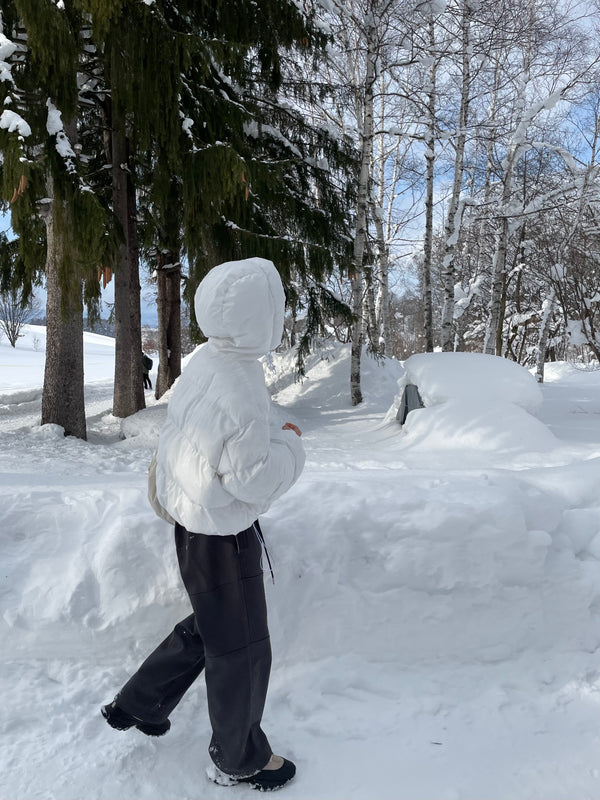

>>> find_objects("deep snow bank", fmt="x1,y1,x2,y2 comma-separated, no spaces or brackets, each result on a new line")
401,351,543,411
261,347,600,668
386,351,558,455
5,343,600,671
4,341,600,800
0,325,115,398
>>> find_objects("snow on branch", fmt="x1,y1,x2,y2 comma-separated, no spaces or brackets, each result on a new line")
0,109,31,138
46,99,77,175
243,120,303,158
0,32,17,84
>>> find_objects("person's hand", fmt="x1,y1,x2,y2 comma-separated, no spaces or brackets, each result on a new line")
282,422,302,437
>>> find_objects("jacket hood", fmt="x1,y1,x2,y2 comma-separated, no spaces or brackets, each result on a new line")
194,257,285,355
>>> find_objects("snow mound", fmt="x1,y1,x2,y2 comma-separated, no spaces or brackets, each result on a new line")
120,401,168,445
387,352,556,454
402,352,543,411
401,398,557,453
270,342,405,414
6,334,600,800
266,460,600,669
0,386,42,405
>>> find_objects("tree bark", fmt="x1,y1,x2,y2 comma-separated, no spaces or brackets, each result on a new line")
350,2,379,405
41,177,87,440
484,47,533,356
440,1,472,352
111,101,145,418
362,265,379,350
155,251,182,399
484,213,510,355
535,288,555,383
373,208,390,354
422,18,436,353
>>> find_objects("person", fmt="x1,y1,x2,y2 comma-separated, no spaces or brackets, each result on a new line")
142,352,153,389
102,258,305,792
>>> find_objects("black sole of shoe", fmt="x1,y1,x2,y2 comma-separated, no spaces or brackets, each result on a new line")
239,761,296,792
101,705,170,737
243,778,294,792
135,721,170,737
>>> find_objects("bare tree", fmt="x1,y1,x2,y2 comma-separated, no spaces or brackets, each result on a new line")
482,0,599,354
439,0,474,351
0,286,39,347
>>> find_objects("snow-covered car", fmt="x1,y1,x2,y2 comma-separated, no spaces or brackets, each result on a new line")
387,352,557,454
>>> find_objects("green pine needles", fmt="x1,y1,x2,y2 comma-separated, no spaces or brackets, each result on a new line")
0,0,357,372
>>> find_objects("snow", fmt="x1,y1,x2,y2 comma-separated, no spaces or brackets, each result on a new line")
181,116,194,139
46,99,77,168
3,330,600,799
0,32,17,64
397,352,543,411
46,100,64,136
0,108,31,138
567,318,588,347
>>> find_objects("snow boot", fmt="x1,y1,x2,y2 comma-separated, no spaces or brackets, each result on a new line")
207,757,296,792
101,700,170,737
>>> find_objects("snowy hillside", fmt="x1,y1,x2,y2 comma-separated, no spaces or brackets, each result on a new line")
2,330,600,799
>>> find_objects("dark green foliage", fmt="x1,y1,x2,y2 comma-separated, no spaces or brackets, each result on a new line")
16,0,80,118
103,0,358,366
0,0,112,316
0,0,357,366
167,2,358,359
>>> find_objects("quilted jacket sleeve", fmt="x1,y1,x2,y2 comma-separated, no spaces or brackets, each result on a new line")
218,415,305,508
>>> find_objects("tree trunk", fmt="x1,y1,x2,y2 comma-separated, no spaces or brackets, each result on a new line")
350,273,364,407
484,51,531,356
155,251,182,399
350,3,379,405
373,209,390,355
485,218,510,356
440,1,471,352
41,177,86,440
374,82,402,356
111,102,145,418
535,288,555,383
362,265,379,350
422,18,436,353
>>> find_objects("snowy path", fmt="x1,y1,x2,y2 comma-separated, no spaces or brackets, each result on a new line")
2,341,600,800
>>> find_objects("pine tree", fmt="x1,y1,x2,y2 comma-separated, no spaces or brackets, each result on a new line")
83,0,356,403
172,1,357,365
71,0,193,417
0,1,110,439
1,0,358,426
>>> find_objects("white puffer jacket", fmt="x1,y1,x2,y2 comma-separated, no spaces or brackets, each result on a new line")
155,257,305,535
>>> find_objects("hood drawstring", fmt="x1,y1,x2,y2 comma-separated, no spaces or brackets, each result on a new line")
253,520,275,584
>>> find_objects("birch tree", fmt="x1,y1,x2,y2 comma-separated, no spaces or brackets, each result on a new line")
315,0,426,400
439,0,474,351
482,0,598,355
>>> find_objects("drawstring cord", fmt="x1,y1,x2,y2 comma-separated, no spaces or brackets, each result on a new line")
253,520,275,584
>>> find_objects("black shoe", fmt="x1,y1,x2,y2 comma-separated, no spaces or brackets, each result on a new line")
238,758,296,792
101,700,170,737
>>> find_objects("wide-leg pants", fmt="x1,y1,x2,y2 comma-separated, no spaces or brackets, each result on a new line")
115,521,273,777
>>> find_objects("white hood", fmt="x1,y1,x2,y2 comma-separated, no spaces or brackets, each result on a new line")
194,257,285,355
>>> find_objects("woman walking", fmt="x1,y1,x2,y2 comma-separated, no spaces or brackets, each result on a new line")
102,257,305,791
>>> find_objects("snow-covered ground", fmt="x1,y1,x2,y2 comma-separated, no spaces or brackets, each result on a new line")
2,327,600,800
